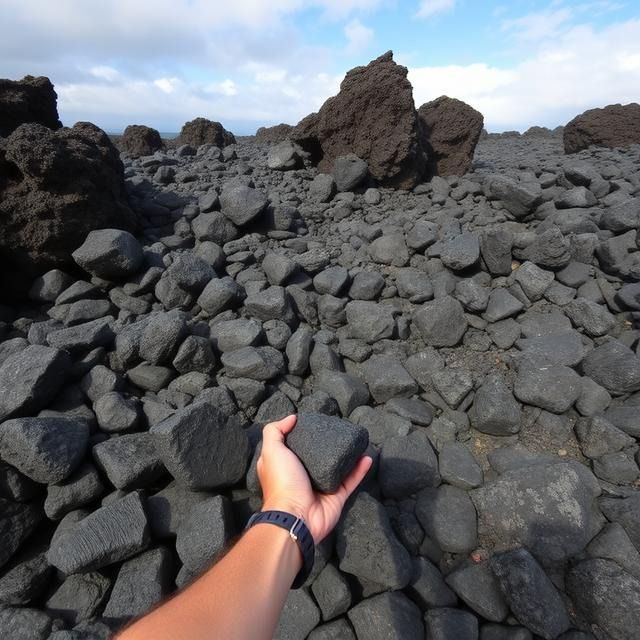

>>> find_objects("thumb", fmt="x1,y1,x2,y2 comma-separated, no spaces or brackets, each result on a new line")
262,414,297,449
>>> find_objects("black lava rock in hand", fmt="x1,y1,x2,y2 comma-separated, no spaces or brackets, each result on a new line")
286,413,369,493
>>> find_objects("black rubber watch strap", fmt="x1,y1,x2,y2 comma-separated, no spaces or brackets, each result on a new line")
245,510,315,589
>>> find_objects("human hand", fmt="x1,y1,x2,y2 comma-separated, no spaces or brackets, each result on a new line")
257,414,372,544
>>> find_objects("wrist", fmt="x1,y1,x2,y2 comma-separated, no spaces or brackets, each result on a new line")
261,499,309,525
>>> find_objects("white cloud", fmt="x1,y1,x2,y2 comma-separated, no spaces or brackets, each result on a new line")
416,0,455,19
90,66,119,82
409,19,640,131
344,19,374,54
154,77,180,94
500,7,574,41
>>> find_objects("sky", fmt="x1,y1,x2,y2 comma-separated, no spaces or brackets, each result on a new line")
1,0,639,135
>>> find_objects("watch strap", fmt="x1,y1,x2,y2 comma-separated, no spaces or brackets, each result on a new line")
245,510,315,589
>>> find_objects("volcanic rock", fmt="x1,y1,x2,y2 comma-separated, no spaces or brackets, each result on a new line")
179,117,235,147
0,122,137,292
564,103,640,153
0,75,61,137
291,51,427,189
255,123,293,143
119,125,163,157
418,95,484,177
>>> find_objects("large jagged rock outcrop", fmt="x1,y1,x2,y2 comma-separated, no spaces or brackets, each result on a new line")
418,95,484,177
119,125,163,157
291,51,427,189
0,76,62,138
564,103,640,154
179,118,236,148
0,122,137,295
255,123,293,144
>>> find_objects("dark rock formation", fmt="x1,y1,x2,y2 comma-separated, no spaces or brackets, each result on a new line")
0,122,137,295
179,117,236,148
291,51,427,189
255,123,293,143
119,125,163,157
564,103,640,153
418,95,484,177
0,76,61,137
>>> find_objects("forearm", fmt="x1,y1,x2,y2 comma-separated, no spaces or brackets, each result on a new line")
117,523,302,640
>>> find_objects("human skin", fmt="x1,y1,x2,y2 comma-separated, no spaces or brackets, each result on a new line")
117,414,372,640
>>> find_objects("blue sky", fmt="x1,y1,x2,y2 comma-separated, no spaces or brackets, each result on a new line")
1,0,639,134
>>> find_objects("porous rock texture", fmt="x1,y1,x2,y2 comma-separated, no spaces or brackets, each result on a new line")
291,51,428,189
418,95,484,177
178,117,236,148
0,121,137,295
255,123,294,144
0,75,61,137
564,102,640,154
119,124,163,158
0,90,639,639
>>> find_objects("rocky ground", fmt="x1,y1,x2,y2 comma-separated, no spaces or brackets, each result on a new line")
1,130,640,640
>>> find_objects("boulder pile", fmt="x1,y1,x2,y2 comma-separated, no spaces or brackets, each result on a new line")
0,64,640,640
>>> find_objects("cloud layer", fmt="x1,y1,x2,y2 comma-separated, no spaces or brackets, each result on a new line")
1,0,638,134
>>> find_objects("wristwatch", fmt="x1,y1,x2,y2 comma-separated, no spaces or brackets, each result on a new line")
245,510,315,589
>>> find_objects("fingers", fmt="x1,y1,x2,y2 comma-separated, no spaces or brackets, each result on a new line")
340,455,373,500
262,414,297,448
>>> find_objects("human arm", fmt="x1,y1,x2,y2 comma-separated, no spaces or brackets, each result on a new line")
116,414,372,640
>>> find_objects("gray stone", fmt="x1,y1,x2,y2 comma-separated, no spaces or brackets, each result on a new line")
350,406,411,445
176,496,234,573
416,485,478,554
139,312,188,365
385,397,433,426
424,608,479,640
491,548,570,640
127,364,175,392
469,374,521,436
313,266,350,296
267,140,303,170
518,226,571,269
576,376,612,416
0,499,42,569
47,491,150,573
565,298,615,337
575,415,634,459
336,492,412,589
447,562,508,622
360,355,417,403
587,522,640,580
0,417,88,484
29,269,74,303
439,443,483,489
245,286,293,323
45,463,105,520
308,174,336,203
485,288,524,322
582,339,640,394
150,401,249,489
72,229,143,279
262,252,298,286
379,429,440,498
345,301,395,344
516,331,586,367
172,335,216,375
315,369,370,416
192,211,238,245
567,558,640,640
286,327,313,376
0,607,53,640
455,279,490,312
310,563,351,621
432,367,474,408
485,174,542,218
593,450,639,484
368,234,409,266
93,433,166,490
414,295,467,347
0,345,70,421
46,572,111,625
513,262,554,301
211,318,262,353
471,462,602,563
480,229,513,276
308,620,355,640
333,154,368,191
274,588,321,640
348,271,385,300
197,277,244,317
220,183,267,226
348,591,424,640
103,547,173,621
221,346,285,380
408,556,457,608
514,360,581,413
94,392,141,433
286,412,369,493
441,232,480,270
600,494,640,551
0,548,51,606
395,267,434,302
146,483,210,539
47,318,114,352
